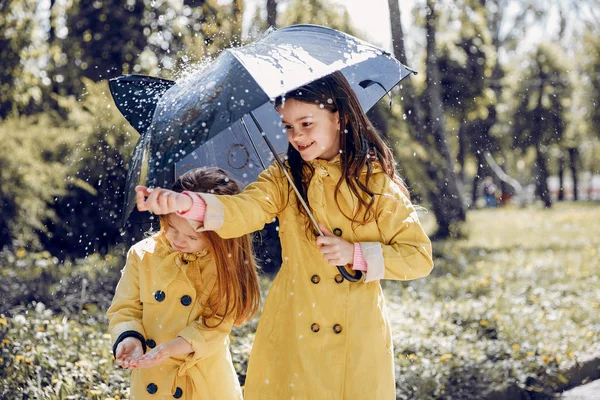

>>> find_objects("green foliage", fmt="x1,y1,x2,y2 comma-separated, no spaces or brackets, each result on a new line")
2,204,599,398
44,78,137,257
0,116,74,247
0,79,137,255
509,42,572,150
581,31,600,139
0,306,129,399
0,0,38,118
61,0,147,85
279,0,353,32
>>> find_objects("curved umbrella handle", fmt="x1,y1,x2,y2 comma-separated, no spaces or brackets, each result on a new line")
337,266,362,282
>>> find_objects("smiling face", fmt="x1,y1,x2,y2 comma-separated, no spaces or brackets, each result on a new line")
278,98,341,162
164,213,207,253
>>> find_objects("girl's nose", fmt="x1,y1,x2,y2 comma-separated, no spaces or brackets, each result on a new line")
291,128,305,140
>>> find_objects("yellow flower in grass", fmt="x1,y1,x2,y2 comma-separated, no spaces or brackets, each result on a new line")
0,318,7,326
16,248,27,258
440,353,453,363
541,355,551,364
480,320,489,327
15,355,25,362
526,351,535,357
407,353,416,361
511,343,521,352
2,339,11,345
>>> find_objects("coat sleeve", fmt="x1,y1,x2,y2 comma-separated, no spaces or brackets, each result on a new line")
106,247,147,351
359,175,434,282
186,162,288,238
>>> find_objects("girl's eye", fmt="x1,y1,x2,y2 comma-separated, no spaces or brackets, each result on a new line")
284,125,293,130
302,122,312,127
188,236,199,241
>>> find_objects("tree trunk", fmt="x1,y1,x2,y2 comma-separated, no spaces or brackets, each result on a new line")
569,147,579,200
388,0,466,238
558,150,565,201
231,0,244,46
534,143,552,208
266,0,278,28
422,0,466,235
458,122,467,183
472,155,483,206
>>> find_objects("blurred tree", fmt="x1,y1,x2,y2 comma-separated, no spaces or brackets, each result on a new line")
61,0,147,86
41,79,137,258
0,0,38,118
510,43,572,207
582,31,600,139
0,116,73,248
435,0,503,205
388,0,466,238
280,0,352,28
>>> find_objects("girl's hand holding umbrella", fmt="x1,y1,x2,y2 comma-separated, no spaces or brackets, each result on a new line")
316,223,355,267
135,185,192,215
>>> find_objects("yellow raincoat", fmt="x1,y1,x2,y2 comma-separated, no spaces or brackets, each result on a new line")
107,235,242,400
189,155,433,400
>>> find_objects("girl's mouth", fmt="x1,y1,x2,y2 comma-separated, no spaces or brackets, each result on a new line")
298,142,315,151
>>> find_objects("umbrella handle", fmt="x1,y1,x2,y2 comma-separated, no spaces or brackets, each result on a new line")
337,266,362,282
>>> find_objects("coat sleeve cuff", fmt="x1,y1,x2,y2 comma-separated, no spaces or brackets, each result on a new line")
183,192,225,232
352,242,368,272
177,191,206,221
112,330,146,358
359,242,385,282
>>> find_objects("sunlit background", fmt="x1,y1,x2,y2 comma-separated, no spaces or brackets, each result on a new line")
0,0,599,398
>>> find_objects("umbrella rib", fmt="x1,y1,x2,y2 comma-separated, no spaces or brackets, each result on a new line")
240,117,267,170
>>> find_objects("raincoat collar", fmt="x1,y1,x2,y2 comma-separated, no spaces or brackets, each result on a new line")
307,154,384,178
154,234,212,286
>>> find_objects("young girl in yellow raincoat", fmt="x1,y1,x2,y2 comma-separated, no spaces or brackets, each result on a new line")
135,71,434,399
107,167,260,400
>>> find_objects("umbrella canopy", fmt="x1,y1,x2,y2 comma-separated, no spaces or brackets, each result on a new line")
110,24,415,227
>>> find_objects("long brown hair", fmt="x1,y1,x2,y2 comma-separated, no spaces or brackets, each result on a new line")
163,167,260,326
276,71,409,226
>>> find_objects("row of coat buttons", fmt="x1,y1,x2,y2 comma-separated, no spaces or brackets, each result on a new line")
310,323,343,334
311,274,344,284
146,383,183,398
154,291,193,306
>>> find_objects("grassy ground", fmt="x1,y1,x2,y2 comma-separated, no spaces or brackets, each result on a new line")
385,202,600,398
1,203,598,399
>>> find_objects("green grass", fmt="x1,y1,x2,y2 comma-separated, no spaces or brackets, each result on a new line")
1,203,599,399
385,203,600,398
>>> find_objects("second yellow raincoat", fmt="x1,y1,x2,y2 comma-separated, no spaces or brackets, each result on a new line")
188,155,433,400
107,235,242,400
